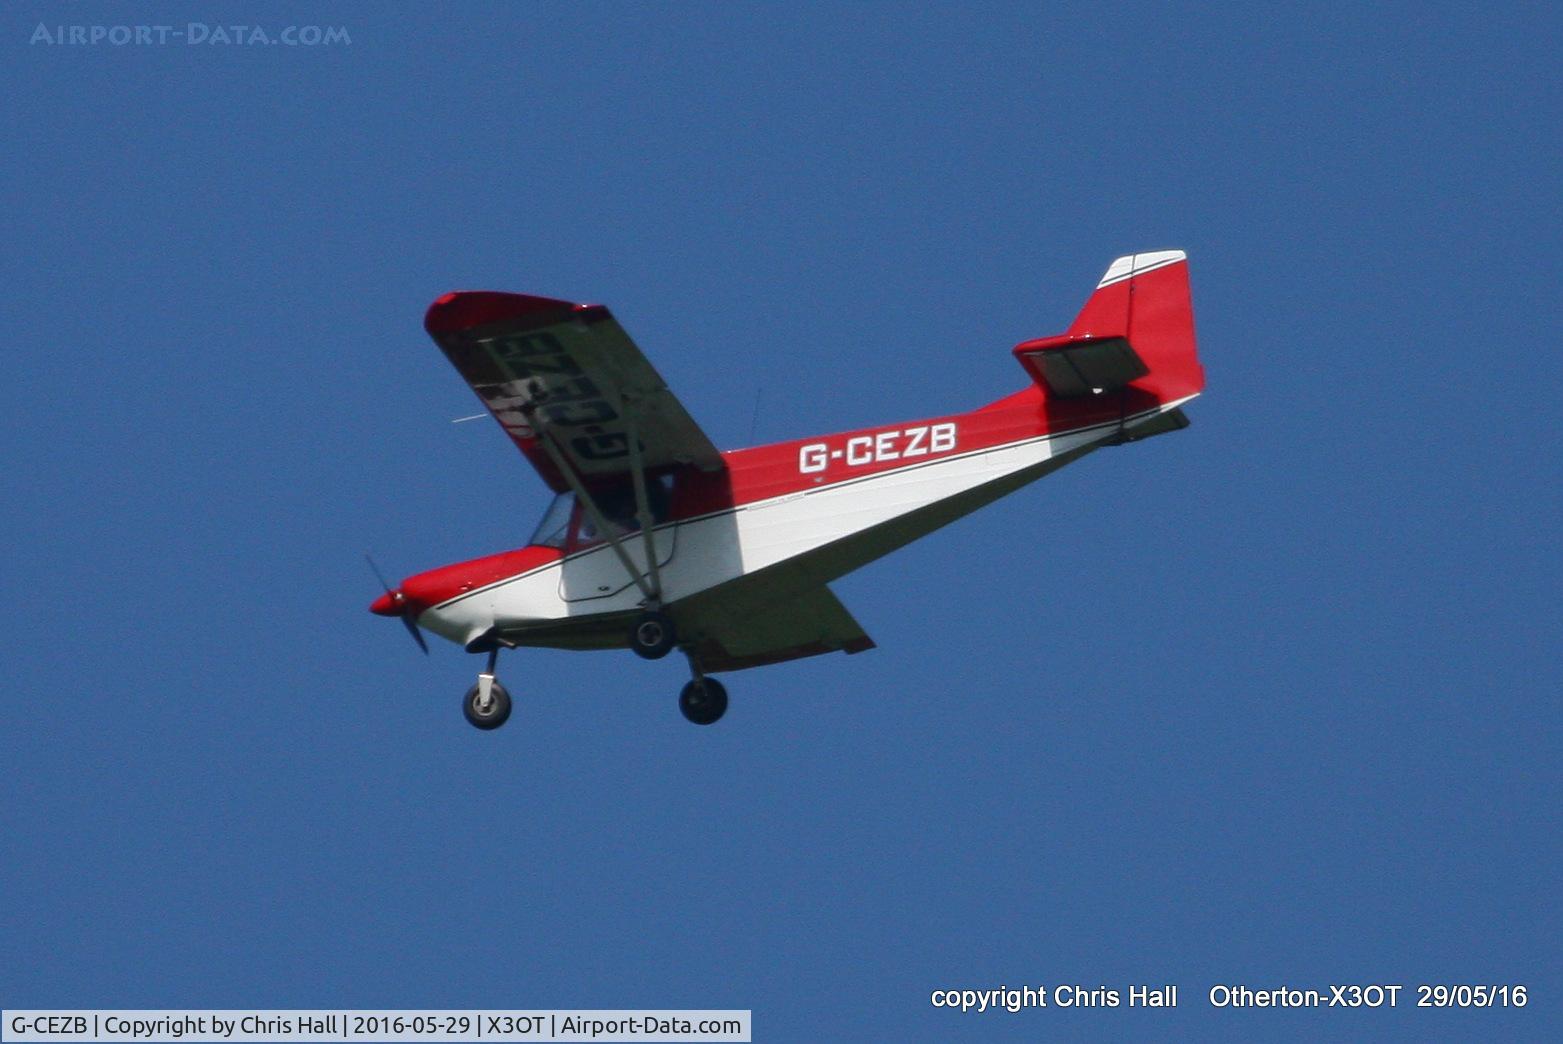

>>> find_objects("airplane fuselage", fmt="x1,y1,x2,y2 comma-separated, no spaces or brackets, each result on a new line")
382,385,1191,653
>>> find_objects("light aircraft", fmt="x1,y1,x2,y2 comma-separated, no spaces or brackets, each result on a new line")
370,251,1204,729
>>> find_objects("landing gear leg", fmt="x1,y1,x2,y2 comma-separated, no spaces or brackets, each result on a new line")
630,608,678,660
463,647,513,730
678,653,728,726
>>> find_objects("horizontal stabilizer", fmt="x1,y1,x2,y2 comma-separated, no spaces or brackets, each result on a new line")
1018,334,1149,398
1107,407,1190,445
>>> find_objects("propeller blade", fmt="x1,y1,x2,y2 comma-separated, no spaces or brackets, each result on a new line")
365,553,395,595
402,611,430,655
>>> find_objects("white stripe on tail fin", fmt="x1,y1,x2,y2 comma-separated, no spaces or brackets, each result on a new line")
1096,249,1187,288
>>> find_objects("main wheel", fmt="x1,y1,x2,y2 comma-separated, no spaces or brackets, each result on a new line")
463,679,512,730
630,610,677,660
679,677,728,726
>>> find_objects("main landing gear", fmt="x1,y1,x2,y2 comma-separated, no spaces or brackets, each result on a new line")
640,618,728,725
629,608,726,724
678,654,728,726
463,647,512,730
629,608,678,660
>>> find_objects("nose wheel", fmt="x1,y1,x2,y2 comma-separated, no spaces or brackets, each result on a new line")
463,648,513,730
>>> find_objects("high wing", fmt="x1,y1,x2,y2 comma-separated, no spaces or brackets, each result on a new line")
683,584,876,672
425,292,725,491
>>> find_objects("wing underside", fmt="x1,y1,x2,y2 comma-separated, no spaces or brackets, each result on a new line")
425,291,724,491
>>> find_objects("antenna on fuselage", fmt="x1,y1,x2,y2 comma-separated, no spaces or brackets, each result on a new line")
748,387,764,445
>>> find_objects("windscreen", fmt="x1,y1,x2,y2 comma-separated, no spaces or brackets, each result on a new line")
529,493,575,548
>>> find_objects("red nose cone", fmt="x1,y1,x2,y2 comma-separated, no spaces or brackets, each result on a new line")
370,591,403,616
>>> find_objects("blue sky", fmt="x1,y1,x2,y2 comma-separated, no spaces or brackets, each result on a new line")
3,3,1559,1041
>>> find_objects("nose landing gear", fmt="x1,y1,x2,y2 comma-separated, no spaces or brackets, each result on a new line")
462,647,513,730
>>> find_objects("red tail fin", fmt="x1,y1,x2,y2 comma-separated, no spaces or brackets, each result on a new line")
1014,251,1203,406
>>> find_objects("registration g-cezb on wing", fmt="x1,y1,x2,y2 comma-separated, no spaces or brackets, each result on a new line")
369,251,1204,729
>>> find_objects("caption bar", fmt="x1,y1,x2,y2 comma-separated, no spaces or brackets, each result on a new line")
2,1012,750,1043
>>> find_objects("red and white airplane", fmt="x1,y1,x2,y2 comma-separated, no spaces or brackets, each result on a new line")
371,251,1203,729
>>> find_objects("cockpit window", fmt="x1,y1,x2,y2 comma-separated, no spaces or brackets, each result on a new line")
528,477,674,551
583,485,642,537
529,493,575,548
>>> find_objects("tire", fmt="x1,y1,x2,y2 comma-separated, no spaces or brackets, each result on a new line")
463,679,513,730
679,677,728,726
630,610,678,660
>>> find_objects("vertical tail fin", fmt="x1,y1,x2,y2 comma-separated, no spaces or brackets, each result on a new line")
1014,250,1204,407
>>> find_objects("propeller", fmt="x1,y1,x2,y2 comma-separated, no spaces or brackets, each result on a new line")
366,554,429,655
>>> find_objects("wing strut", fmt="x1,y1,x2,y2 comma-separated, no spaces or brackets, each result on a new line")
620,394,665,605
522,398,664,607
